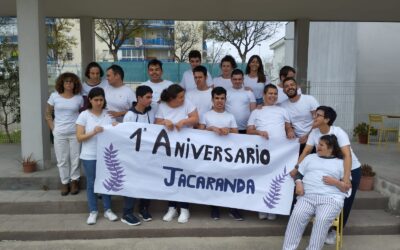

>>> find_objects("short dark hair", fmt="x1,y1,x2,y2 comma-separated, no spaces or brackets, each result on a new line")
282,77,297,86
212,86,227,98
160,84,185,103
189,50,201,60
231,68,244,77
319,134,343,159
85,62,104,78
220,55,237,69
148,59,163,70
55,72,82,95
192,65,207,76
279,66,296,80
107,64,124,81
87,87,107,109
316,106,337,126
136,85,153,99
263,83,278,94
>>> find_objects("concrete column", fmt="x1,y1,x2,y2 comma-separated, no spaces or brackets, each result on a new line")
16,0,51,169
80,17,95,78
294,19,310,93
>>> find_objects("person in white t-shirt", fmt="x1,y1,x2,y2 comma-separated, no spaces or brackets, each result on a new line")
276,66,301,104
76,87,118,225
105,65,136,122
280,77,319,154
180,50,213,91
155,84,199,224
198,87,244,221
244,55,269,105
81,62,109,106
226,69,257,134
292,106,360,245
283,135,347,250
186,65,212,126
247,84,295,221
213,55,237,90
46,72,83,196
141,59,173,107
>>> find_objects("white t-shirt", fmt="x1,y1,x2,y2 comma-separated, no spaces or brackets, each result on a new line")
299,154,346,203
123,105,156,124
76,110,114,160
247,105,290,139
213,76,232,90
141,80,173,105
226,87,256,130
243,75,268,100
104,84,136,122
155,100,196,126
185,88,213,121
279,94,319,137
180,69,213,91
307,126,361,170
47,92,83,136
276,85,302,104
200,109,237,129
81,79,109,96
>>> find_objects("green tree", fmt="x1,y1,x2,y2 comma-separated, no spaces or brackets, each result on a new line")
206,21,281,63
0,38,20,143
174,22,202,62
47,18,77,74
95,19,143,61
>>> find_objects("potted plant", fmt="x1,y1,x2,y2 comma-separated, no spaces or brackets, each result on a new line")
353,122,377,144
18,154,38,173
358,164,376,191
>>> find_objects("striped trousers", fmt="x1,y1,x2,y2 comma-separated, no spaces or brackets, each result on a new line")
282,194,343,250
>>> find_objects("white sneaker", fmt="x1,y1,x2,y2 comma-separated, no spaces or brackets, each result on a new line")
267,213,277,221
325,230,337,245
87,211,98,225
258,212,268,220
178,208,190,223
104,209,118,221
163,207,178,222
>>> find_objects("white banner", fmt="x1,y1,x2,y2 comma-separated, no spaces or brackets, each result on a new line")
95,122,299,215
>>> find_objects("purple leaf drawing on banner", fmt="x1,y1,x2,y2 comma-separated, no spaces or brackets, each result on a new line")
263,166,289,209
102,143,125,192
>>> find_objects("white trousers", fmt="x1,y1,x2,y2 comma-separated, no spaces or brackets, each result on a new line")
282,194,343,250
53,133,81,184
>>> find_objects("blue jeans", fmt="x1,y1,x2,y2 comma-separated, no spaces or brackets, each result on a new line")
82,160,111,212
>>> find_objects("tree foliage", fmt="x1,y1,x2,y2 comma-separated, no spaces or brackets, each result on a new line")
47,18,77,73
0,38,20,143
95,19,143,61
206,21,281,63
174,22,202,62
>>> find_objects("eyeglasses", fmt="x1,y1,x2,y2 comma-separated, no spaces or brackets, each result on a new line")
314,113,325,118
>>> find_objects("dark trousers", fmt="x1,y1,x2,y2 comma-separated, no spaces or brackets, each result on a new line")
168,201,189,209
343,167,361,227
123,197,150,216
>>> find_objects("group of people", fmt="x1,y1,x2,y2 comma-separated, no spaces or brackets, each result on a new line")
45,49,361,249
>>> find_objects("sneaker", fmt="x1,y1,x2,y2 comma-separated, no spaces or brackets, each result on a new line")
121,214,141,226
325,230,337,245
267,213,277,221
104,209,118,221
163,207,178,222
139,208,153,222
70,180,79,195
60,183,69,196
211,207,220,220
87,211,98,225
229,209,244,221
258,212,268,220
178,208,190,223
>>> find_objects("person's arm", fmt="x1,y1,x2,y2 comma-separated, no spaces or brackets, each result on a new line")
285,122,296,139
341,145,352,188
323,176,347,192
198,124,206,130
175,110,199,131
249,102,256,112
230,128,238,134
76,124,103,143
107,110,127,118
290,144,314,178
246,125,269,139
155,118,174,131
45,104,54,131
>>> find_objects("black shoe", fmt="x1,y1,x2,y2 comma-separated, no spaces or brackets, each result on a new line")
139,208,153,222
121,214,141,226
210,207,220,220
229,209,244,221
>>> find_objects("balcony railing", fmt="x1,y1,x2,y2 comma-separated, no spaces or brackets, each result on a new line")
144,20,174,27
